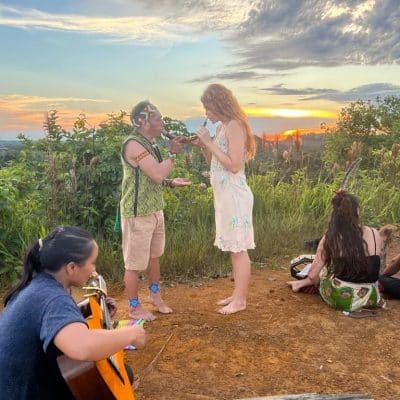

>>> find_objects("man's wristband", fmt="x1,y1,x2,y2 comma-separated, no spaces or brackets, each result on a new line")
162,178,173,187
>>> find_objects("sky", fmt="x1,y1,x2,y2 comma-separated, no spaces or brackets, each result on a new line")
1,0,400,139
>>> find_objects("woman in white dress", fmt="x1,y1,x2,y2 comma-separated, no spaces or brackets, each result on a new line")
196,84,256,314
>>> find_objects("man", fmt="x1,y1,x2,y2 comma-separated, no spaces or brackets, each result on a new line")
379,224,400,299
120,100,191,321
379,254,400,299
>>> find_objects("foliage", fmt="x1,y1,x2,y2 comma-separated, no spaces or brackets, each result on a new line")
323,96,400,169
1,96,400,286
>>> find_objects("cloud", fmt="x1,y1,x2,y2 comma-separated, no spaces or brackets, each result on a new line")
2,1,398,71
231,0,400,70
188,71,285,83
0,94,111,134
262,82,400,102
262,84,339,97
0,4,192,43
0,1,255,43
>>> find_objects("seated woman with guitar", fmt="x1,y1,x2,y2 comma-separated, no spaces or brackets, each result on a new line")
0,226,145,400
288,191,385,312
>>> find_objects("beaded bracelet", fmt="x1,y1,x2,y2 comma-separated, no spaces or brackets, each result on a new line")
162,178,173,187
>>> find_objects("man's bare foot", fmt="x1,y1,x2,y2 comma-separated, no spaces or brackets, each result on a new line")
217,301,246,315
149,295,173,314
216,296,233,306
128,305,156,321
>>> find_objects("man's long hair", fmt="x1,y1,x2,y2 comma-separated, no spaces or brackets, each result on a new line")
201,84,256,160
323,192,370,281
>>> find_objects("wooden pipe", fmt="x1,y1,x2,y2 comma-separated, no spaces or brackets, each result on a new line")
162,118,208,144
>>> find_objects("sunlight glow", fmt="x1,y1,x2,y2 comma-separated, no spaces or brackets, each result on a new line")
244,107,337,119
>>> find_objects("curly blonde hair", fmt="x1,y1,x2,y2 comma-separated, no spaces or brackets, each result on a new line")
201,84,256,160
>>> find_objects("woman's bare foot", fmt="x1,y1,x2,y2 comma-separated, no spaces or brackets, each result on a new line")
129,305,156,321
217,301,246,315
287,279,312,293
216,296,233,306
149,295,173,314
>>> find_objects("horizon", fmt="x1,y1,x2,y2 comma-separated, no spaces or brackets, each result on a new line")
0,115,334,140
1,1,400,138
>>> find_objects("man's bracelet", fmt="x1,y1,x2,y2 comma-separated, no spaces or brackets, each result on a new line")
162,178,174,187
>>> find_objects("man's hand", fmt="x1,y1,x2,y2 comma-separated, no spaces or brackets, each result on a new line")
169,137,184,154
171,177,192,187
190,136,205,149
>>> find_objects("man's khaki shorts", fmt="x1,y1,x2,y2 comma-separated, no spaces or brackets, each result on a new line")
121,210,165,271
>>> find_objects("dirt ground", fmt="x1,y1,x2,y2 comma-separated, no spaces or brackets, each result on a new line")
106,243,400,400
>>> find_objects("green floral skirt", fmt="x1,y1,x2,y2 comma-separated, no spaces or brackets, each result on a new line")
319,272,385,312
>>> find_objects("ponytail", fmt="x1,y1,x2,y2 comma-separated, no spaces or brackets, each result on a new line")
4,226,94,306
4,241,42,306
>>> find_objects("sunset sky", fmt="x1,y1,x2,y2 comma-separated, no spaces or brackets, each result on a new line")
1,0,400,138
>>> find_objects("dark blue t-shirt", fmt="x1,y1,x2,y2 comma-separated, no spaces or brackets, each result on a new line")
0,273,86,399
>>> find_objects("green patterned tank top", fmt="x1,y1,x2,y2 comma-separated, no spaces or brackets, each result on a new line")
120,131,164,217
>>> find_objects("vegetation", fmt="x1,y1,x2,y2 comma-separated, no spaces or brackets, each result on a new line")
1,96,400,286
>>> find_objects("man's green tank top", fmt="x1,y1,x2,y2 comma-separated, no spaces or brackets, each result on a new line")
120,131,164,217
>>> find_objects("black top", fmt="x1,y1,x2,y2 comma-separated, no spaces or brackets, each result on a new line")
335,228,380,283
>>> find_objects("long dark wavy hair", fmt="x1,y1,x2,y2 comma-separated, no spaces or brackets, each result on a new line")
4,226,94,306
323,191,370,281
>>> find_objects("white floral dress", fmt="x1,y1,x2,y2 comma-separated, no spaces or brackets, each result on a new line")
210,124,255,252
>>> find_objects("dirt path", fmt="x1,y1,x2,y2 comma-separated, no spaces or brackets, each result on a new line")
110,261,400,400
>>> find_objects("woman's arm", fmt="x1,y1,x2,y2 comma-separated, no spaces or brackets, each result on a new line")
54,322,146,361
287,236,326,292
306,236,326,283
200,146,212,165
197,121,245,173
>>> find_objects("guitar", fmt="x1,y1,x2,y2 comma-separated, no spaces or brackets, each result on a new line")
57,274,135,400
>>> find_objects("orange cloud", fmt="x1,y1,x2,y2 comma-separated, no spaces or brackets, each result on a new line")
0,94,113,135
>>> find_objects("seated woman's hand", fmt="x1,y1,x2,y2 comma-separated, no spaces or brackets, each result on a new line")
287,277,314,292
129,325,146,349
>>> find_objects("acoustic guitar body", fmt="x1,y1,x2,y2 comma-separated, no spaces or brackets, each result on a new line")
58,286,135,400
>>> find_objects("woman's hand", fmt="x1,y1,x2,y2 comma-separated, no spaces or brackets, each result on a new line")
129,325,146,349
196,126,212,147
287,277,315,292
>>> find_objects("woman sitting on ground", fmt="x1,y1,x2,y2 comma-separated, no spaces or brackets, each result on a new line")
288,190,385,312
379,254,400,299
0,226,146,400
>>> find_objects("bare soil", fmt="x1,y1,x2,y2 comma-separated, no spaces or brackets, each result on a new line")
109,243,400,400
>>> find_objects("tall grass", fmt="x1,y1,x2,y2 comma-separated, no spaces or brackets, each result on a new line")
126,169,399,281
2,166,400,286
